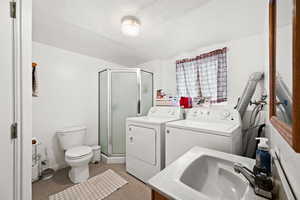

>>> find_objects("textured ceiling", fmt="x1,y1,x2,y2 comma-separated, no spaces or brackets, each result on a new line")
33,0,268,66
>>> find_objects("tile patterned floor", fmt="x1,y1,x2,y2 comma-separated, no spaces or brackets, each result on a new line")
32,163,151,200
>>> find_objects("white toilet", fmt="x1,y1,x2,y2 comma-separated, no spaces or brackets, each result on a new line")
56,126,93,183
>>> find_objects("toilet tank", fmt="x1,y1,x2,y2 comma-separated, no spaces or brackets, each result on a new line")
56,126,87,150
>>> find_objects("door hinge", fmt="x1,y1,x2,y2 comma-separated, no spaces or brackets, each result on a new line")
10,2,16,18
11,122,18,139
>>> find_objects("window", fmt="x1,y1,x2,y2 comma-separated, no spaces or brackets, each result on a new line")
176,47,227,103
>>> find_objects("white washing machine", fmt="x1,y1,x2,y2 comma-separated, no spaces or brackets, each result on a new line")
165,107,242,166
126,106,182,182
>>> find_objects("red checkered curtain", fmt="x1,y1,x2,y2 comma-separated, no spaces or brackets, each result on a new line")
196,48,227,103
176,60,201,97
176,48,227,102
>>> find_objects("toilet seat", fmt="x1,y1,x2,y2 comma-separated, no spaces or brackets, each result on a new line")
66,146,92,160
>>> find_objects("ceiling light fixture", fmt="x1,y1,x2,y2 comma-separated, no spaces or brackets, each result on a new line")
121,16,141,37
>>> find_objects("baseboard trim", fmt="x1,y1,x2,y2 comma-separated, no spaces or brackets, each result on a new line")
101,154,125,164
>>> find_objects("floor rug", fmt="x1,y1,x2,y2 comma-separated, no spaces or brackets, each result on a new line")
49,169,128,200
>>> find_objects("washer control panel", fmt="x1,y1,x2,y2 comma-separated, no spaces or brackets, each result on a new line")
185,107,240,123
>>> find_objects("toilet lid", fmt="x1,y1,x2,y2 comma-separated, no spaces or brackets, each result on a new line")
66,146,92,159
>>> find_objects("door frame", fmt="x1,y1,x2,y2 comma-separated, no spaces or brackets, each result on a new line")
14,0,32,199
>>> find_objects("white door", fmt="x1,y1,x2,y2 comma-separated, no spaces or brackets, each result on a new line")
0,0,17,199
140,71,153,115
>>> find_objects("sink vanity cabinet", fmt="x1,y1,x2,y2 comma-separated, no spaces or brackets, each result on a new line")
151,190,169,200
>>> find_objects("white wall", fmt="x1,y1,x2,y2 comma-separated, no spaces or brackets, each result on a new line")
32,42,123,169
138,33,267,107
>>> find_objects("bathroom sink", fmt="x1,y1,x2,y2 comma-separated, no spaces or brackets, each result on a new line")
180,155,248,200
148,147,266,200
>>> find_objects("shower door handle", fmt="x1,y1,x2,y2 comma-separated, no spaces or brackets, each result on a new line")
137,100,141,115
137,69,142,116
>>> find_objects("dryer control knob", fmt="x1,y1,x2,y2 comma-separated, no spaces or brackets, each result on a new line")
223,111,230,118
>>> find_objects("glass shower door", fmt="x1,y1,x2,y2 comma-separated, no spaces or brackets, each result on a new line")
141,70,153,116
110,70,138,155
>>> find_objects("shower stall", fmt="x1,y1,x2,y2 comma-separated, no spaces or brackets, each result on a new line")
98,68,153,159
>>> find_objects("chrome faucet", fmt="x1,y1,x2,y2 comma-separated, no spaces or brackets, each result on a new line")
234,163,255,186
234,163,273,199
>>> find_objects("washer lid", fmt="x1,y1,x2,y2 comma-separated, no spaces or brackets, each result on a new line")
66,146,92,158
166,120,240,137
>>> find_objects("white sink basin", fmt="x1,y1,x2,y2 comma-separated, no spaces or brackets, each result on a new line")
148,147,266,200
180,155,248,200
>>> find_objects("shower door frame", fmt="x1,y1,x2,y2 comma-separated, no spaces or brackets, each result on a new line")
99,68,153,157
